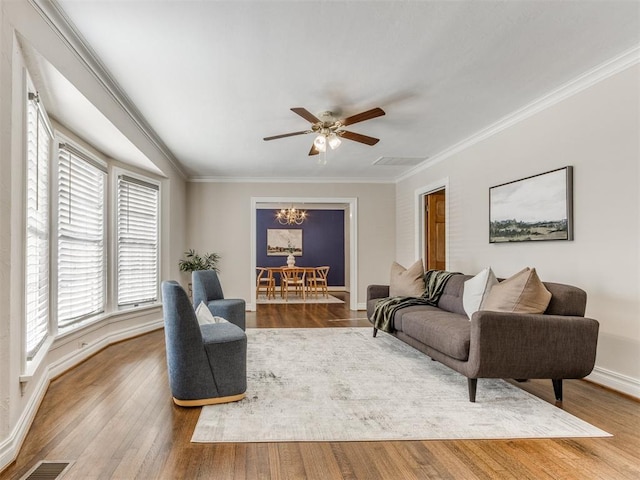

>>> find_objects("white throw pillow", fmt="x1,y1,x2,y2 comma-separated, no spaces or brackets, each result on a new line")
389,260,425,297
463,267,498,319
195,301,229,325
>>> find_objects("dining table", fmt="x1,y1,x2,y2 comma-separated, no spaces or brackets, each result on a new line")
264,266,319,299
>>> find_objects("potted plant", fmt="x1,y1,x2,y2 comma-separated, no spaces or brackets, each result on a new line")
178,249,221,273
178,249,221,297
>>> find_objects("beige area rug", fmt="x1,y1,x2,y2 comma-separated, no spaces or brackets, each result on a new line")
256,293,344,304
192,328,610,443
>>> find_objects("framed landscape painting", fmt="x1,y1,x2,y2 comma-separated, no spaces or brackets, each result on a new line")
267,229,303,256
489,166,573,243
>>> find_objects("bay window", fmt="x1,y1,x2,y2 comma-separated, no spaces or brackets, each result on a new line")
116,174,160,306
57,143,107,328
25,89,53,360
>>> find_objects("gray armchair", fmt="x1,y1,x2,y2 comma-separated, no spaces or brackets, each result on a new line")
161,281,246,406
192,270,246,330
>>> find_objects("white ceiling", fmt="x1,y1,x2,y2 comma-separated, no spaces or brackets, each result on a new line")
44,0,639,181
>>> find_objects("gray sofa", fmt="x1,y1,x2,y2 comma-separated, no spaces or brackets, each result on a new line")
367,274,599,402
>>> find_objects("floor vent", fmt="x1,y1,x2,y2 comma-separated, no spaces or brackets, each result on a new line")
20,461,73,480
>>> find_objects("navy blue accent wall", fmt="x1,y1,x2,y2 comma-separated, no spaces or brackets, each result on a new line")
256,209,345,286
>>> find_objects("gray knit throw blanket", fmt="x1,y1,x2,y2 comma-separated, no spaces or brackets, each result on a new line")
371,270,458,333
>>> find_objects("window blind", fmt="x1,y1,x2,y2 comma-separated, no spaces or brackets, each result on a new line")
25,92,52,359
57,144,107,327
117,175,159,306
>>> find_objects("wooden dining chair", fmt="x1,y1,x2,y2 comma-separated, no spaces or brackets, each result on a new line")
307,266,330,298
256,267,276,300
280,267,306,301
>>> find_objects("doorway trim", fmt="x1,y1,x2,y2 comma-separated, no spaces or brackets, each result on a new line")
415,178,449,269
250,196,358,311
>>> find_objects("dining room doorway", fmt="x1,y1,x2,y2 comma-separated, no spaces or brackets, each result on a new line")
250,197,358,311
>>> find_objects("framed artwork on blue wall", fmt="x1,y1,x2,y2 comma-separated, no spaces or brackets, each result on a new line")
267,229,303,256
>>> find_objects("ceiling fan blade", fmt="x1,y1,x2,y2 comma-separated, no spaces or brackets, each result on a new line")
308,143,320,156
291,107,321,124
341,107,385,126
338,130,380,146
263,130,310,141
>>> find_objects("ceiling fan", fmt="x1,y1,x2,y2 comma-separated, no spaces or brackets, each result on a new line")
263,107,385,155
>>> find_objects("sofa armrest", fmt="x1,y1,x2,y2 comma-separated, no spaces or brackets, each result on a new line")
466,311,599,380
367,284,390,302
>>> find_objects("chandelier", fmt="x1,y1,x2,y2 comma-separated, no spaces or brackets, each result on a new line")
276,207,307,225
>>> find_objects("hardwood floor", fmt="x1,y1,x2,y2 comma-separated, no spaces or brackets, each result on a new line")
2,292,639,479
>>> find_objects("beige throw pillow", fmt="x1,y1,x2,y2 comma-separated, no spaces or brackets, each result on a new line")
481,267,552,314
389,260,425,297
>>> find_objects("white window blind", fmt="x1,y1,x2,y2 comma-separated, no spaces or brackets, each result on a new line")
25,91,53,359
57,144,107,327
117,175,159,306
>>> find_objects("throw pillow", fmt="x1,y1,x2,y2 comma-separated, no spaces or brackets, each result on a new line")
389,259,425,297
195,301,229,325
481,267,552,314
462,267,498,319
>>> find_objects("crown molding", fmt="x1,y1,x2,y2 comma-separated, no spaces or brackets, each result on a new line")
397,45,640,183
29,0,188,180
188,176,395,184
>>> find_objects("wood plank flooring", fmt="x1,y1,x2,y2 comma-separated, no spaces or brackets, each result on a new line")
2,292,639,479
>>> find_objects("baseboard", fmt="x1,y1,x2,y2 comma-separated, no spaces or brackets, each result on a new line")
587,366,640,399
48,319,164,378
0,364,51,474
0,318,163,474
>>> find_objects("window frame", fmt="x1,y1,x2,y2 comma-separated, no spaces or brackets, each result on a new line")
114,168,161,308
55,138,108,330
23,77,54,365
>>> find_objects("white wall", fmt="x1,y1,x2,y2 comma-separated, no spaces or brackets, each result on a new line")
0,1,188,470
185,181,396,307
395,64,640,396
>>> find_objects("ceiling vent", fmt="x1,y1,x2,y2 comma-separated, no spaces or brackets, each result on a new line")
373,156,426,166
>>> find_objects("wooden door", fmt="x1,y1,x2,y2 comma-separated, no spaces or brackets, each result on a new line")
424,190,446,271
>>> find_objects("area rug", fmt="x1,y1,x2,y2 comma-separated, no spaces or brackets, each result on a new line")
192,328,610,442
256,293,344,304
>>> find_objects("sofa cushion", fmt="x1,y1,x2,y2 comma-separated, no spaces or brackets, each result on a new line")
435,274,470,315
389,260,425,297
482,267,552,314
402,310,471,361
367,300,433,332
463,267,498,319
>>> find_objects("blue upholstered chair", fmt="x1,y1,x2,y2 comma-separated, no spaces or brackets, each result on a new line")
192,270,246,330
161,281,247,406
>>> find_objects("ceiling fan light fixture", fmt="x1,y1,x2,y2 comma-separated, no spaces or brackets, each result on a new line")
313,134,327,152
264,106,385,156
328,133,342,150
